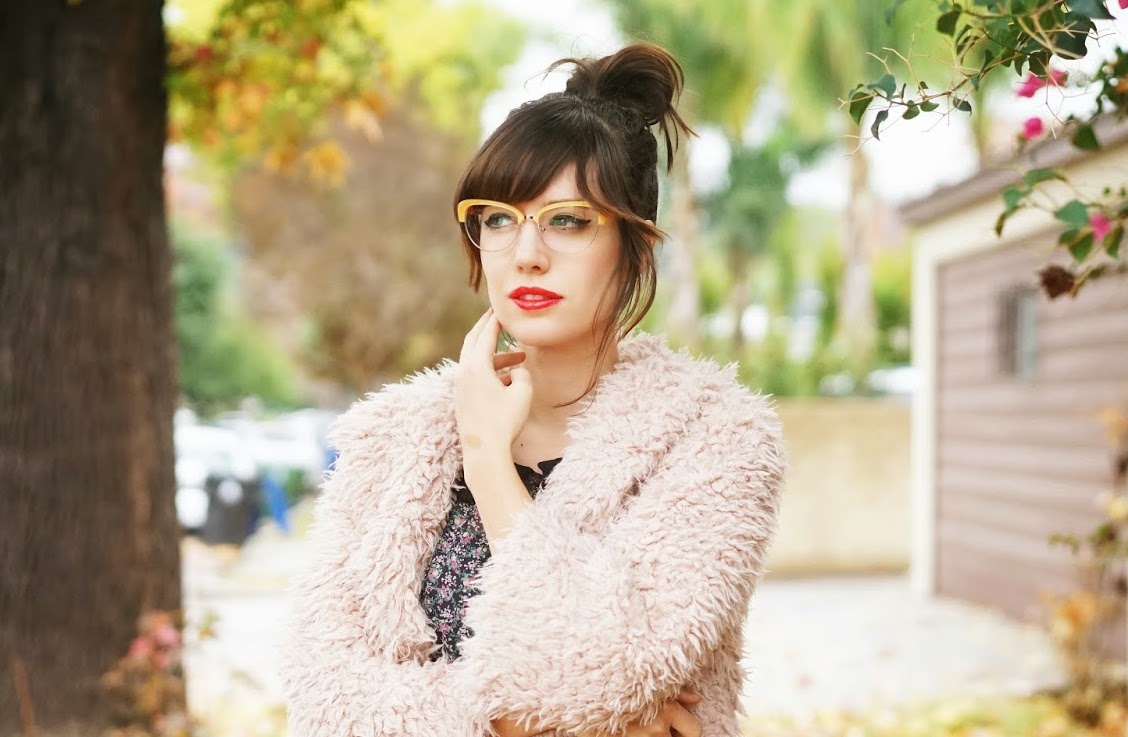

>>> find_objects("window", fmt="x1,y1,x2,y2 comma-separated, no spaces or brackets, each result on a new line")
998,286,1038,378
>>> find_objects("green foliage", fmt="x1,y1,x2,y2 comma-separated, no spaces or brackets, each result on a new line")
872,248,912,366
765,224,799,319
856,1,1128,298
607,0,767,138
736,331,804,397
815,237,843,352
696,247,733,317
703,131,824,266
166,0,526,182
172,223,300,414
371,0,525,135
734,334,858,399
775,0,947,139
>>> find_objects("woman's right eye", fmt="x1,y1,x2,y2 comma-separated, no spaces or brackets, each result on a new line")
483,212,516,229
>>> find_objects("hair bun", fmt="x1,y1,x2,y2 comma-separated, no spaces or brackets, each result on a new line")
551,43,693,169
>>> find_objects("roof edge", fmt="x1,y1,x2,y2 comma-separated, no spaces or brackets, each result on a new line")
898,115,1128,226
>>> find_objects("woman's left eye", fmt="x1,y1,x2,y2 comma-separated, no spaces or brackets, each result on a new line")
548,214,589,229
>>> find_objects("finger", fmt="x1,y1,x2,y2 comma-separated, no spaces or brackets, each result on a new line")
507,366,531,393
674,687,701,705
479,310,503,357
663,702,701,737
466,309,501,368
492,351,526,370
461,308,494,357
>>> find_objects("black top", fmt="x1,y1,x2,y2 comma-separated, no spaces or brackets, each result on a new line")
419,457,564,662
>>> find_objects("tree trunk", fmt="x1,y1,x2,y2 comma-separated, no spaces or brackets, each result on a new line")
727,250,751,355
0,1,182,734
664,136,701,349
836,121,877,365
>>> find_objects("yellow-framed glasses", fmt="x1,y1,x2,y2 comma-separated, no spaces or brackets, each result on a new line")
456,199,608,254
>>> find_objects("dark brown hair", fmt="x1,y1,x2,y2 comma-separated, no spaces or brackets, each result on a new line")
453,42,694,407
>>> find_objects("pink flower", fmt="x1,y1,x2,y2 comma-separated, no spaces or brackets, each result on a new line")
1120,0,1128,9
152,624,181,648
1016,73,1046,98
1091,212,1112,241
128,637,154,660
1016,70,1067,97
1022,117,1045,140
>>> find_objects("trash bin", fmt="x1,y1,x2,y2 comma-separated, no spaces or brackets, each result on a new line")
200,474,261,546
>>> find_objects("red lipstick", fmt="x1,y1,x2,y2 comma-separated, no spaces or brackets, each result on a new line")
509,286,563,311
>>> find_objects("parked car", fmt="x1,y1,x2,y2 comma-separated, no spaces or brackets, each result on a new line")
214,408,336,498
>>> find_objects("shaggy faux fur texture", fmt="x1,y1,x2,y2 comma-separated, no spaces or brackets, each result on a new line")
280,332,786,737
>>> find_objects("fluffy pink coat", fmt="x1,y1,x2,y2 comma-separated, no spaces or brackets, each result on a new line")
281,332,786,737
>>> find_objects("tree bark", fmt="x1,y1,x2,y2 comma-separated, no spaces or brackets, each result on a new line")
0,1,182,734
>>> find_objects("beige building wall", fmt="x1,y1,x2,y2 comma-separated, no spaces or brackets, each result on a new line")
766,399,911,576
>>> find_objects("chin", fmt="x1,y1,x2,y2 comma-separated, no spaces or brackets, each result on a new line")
495,308,574,348
502,322,576,349
505,319,616,355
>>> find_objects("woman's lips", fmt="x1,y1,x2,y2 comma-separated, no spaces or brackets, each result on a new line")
511,295,562,311
508,286,562,311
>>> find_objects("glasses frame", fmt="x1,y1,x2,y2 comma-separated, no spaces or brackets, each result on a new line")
456,198,608,253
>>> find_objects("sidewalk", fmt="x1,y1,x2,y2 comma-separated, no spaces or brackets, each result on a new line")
739,576,1063,721
181,507,1064,729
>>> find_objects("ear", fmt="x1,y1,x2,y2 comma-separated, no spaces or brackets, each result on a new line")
644,219,657,248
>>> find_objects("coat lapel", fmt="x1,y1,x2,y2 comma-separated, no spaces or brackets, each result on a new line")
361,332,729,659
535,333,717,532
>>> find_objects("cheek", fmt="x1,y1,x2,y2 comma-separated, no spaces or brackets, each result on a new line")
479,256,504,294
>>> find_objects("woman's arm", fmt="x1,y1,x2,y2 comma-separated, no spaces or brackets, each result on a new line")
492,690,704,737
454,393,785,737
463,445,533,554
281,425,488,737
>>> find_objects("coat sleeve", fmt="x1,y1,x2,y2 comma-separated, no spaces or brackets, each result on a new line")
279,393,488,737
453,392,785,736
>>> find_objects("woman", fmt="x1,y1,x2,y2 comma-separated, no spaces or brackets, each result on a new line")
281,43,786,737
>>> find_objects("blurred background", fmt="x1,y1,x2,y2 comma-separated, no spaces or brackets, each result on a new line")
3,0,1128,735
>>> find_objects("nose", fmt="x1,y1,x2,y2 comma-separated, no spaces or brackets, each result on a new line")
512,215,550,272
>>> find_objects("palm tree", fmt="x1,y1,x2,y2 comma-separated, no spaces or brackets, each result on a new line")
762,0,947,361
702,132,825,353
606,0,770,348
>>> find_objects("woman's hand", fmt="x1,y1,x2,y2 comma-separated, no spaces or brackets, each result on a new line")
455,307,531,455
579,689,702,737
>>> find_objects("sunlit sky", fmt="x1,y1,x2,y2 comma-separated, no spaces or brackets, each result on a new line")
477,0,1127,209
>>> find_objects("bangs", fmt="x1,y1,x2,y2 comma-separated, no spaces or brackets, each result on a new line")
455,100,629,219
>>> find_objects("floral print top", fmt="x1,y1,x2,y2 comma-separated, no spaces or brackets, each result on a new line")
419,457,564,662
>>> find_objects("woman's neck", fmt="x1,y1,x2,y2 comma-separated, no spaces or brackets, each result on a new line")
516,337,620,427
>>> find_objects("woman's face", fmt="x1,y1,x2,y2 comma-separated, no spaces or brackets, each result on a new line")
479,163,622,351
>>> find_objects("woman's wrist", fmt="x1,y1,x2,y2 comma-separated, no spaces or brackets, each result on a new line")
462,442,513,481
461,442,533,549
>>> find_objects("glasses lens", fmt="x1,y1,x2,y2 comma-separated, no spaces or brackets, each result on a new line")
462,203,519,252
537,204,601,253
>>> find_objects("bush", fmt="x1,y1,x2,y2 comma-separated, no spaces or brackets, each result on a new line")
172,223,302,415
